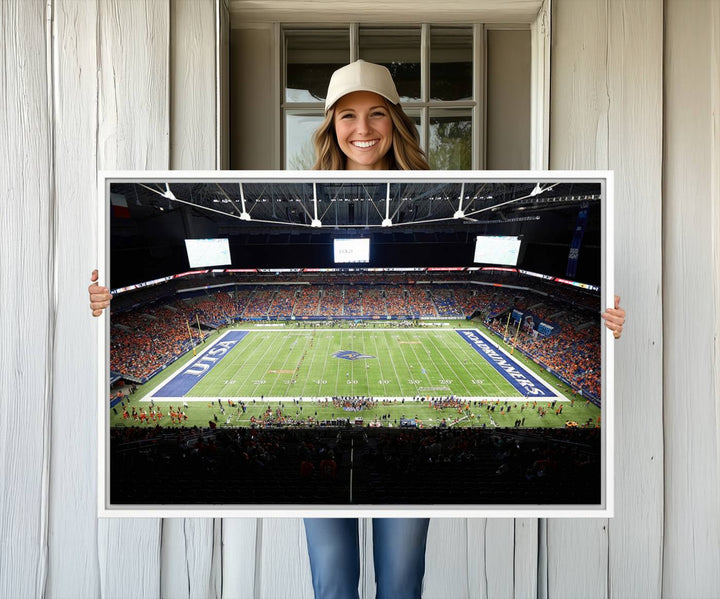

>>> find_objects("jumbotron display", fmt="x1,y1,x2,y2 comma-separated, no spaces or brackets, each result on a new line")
184,238,231,268
474,235,521,266
333,238,370,263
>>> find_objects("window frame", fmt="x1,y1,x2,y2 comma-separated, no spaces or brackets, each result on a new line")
281,23,488,170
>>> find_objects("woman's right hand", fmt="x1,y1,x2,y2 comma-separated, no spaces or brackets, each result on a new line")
89,269,112,317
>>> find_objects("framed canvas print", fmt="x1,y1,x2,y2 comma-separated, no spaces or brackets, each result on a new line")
97,170,614,518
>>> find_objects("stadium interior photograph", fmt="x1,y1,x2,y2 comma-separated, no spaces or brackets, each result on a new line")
104,174,609,510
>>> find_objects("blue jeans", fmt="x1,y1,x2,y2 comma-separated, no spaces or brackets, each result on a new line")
304,518,430,599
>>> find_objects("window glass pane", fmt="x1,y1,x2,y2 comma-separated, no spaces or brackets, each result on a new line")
430,27,473,101
402,109,423,149
429,109,472,170
286,30,349,103
285,112,324,169
359,27,421,102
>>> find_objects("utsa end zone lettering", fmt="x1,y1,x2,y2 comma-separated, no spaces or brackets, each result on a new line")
186,340,239,376
460,330,546,397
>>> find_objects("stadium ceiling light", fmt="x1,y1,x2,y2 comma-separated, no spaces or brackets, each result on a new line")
311,182,322,227
382,182,392,227
455,183,466,218
530,183,545,197
161,183,175,199
238,183,251,221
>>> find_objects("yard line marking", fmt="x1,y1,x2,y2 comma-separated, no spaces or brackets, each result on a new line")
247,333,285,396
422,332,475,396
371,334,391,396
434,331,507,397
394,331,419,395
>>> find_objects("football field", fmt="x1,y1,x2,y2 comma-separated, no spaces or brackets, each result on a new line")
145,327,563,402
110,324,602,429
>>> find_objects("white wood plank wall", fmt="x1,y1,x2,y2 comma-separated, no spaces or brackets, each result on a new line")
663,0,720,596
0,2,53,599
163,3,222,599
95,1,169,597
1,0,718,597
549,2,664,599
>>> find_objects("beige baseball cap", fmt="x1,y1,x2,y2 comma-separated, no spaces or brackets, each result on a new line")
324,60,400,112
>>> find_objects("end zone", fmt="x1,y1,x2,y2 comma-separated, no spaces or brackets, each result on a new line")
456,329,567,400
146,330,249,399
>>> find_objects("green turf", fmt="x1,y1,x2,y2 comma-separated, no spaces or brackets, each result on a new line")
184,327,519,399
110,322,601,429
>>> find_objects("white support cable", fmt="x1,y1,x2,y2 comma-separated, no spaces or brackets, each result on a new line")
239,183,251,220
214,183,245,218
454,183,466,218
462,183,560,218
137,180,565,229
311,182,321,227
382,182,392,227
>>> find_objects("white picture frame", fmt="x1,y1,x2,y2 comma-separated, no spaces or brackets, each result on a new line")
97,170,614,518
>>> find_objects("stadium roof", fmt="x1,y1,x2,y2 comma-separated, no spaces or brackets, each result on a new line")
110,180,601,230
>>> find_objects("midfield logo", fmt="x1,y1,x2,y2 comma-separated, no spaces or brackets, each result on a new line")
332,350,376,361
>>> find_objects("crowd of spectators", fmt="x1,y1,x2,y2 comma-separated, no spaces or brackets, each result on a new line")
110,425,601,505
243,288,275,318
406,288,436,317
344,287,363,316
362,287,386,316
111,307,207,380
267,287,296,317
293,286,320,316
318,286,343,316
188,292,236,327
384,285,408,316
488,317,600,399
429,288,463,317
110,274,601,397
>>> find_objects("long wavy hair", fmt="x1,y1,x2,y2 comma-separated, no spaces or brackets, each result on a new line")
312,100,430,171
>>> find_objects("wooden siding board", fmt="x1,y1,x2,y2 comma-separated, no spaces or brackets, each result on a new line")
47,0,102,596
513,519,538,599
421,519,471,599
221,519,258,599
0,1,53,598
162,1,219,597
97,0,170,171
218,0,230,169
170,0,217,171
161,520,219,599
549,3,609,594
257,518,314,599
606,1,664,598
484,519,516,599
547,1,662,597
663,1,720,596
96,1,169,596
550,0,665,597
712,11,720,580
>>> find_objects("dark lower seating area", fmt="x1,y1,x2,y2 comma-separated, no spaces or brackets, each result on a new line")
110,426,601,506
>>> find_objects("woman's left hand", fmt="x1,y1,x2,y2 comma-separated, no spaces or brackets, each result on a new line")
602,295,625,339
